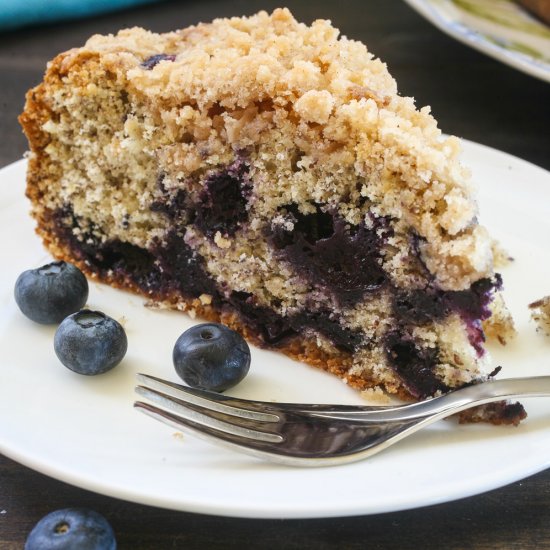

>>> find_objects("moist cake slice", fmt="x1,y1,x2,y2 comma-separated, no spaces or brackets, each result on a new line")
19,8,524,423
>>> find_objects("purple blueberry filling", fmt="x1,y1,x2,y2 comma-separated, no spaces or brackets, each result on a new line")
53,208,164,290
227,292,297,345
294,310,363,352
152,231,222,302
447,274,502,322
270,205,391,306
52,208,220,302
464,320,486,357
194,163,251,238
75,230,221,304
393,288,449,324
140,54,176,70
152,163,252,239
392,275,501,357
228,291,362,352
384,332,449,399
151,174,189,222
50,165,503,401
393,276,501,325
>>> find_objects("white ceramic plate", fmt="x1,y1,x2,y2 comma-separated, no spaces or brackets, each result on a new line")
1,140,549,519
403,0,550,82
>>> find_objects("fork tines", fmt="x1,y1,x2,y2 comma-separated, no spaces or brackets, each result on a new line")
134,374,283,451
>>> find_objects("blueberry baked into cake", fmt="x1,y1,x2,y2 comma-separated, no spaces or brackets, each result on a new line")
20,9,524,423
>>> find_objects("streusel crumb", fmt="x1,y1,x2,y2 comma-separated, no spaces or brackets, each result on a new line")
529,296,550,336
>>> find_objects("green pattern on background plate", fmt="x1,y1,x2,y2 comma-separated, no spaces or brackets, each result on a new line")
404,0,550,81
452,0,550,39
482,32,550,61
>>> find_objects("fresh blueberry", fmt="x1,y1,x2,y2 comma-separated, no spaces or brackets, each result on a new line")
54,310,127,375
14,261,88,324
173,323,251,392
24,508,116,550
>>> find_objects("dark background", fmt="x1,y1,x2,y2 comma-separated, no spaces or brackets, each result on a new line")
1,1,549,548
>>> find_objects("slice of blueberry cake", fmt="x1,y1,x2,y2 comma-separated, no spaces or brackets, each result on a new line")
20,9,524,423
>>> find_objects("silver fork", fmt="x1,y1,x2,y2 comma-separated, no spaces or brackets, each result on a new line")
134,373,550,467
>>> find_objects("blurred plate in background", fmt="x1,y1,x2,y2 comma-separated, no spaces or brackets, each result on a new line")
403,0,550,82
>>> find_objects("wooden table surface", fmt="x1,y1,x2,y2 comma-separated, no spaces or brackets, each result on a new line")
1,1,549,548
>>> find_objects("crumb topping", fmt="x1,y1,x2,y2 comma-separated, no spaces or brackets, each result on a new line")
40,7,493,291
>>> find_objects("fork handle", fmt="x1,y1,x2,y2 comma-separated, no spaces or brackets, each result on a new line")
329,376,550,422
426,375,550,416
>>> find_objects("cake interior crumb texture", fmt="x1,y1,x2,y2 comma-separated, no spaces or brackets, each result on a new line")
530,296,550,335
19,8,523,423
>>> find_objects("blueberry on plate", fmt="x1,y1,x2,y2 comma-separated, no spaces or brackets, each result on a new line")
173,323,251,392
14,260,88,324
24,508,116,550
54,310,127,375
